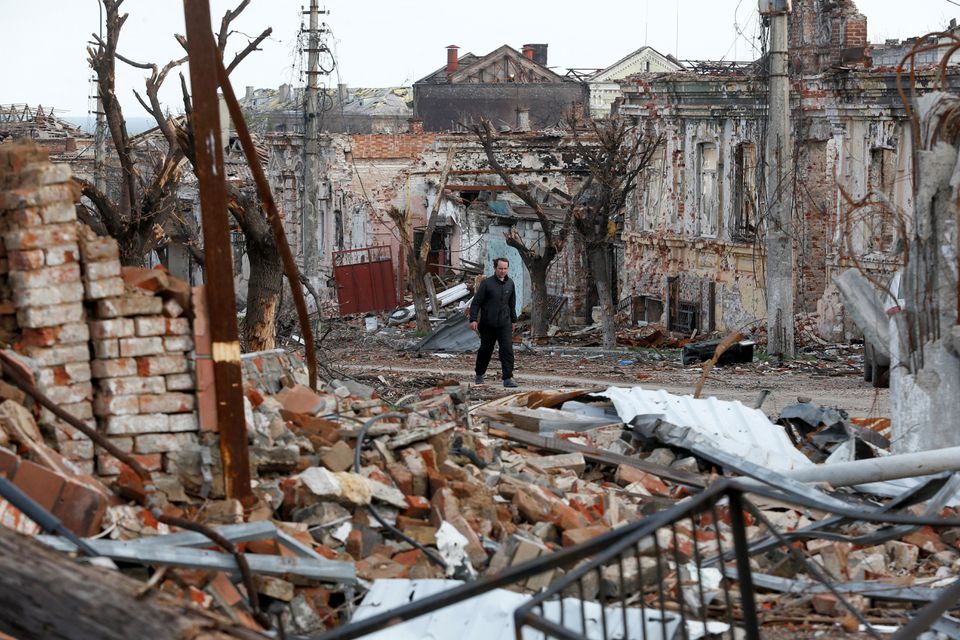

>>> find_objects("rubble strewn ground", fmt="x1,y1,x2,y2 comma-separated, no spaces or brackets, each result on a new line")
4,278,952,638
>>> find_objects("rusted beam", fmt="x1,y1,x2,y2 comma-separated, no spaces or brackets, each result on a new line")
214,56,318,391
183,0,252,505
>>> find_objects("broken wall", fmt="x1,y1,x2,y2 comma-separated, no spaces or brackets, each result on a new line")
0,141,200,479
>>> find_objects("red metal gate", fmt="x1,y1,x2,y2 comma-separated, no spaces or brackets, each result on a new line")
332,246,397,316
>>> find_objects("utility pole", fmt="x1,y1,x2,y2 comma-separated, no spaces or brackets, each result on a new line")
760,0,795,359
302,1,329,277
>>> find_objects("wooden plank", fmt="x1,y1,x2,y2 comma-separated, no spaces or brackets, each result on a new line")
487,421,706,488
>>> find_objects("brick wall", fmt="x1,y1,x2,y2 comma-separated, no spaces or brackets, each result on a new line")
350,133,437,159
0,141,199,478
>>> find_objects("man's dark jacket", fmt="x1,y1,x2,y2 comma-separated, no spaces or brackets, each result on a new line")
469,275,517,328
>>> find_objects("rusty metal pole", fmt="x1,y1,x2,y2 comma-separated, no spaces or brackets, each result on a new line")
183,0,252,505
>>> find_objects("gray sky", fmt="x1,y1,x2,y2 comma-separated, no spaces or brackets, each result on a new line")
2,0,956,121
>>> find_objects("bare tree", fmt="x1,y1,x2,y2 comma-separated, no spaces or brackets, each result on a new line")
82,0,282,351
569,117,663,349
474,120,589,337
386,145,457,332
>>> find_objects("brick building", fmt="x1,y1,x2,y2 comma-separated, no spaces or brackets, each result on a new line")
616,0,958,339
413,44,589,133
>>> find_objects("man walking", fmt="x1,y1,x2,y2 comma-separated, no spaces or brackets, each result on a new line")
470,257,518,388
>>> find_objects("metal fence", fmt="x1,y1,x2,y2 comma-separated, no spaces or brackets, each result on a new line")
316,478,960,640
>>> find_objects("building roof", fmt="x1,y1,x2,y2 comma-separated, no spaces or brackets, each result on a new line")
241,86,413,118
416,45,569,85
588,46,682,82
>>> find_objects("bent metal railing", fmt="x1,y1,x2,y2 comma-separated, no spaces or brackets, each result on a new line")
315,479,960,640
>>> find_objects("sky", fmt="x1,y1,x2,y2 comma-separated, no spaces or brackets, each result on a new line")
2,0,958,123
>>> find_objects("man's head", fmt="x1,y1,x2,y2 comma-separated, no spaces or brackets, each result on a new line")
494,258,509,280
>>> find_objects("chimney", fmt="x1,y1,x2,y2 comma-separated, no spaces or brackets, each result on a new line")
446,45,459,81
245,86,254,101
522,45,534,60
407,118,424,134
516,107,530,132
523,43,548,67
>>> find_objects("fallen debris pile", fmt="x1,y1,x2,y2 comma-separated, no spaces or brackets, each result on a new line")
4,364,960,638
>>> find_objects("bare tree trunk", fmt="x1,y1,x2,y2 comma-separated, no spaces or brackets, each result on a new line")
409,256,430,331
243,230,282,351
527,258,551,336
587,245,616,350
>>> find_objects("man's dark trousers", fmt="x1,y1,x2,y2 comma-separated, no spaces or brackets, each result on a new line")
476,323,513,380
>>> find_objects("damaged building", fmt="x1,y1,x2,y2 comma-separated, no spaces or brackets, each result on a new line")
617,0,953,339
413,43,589,133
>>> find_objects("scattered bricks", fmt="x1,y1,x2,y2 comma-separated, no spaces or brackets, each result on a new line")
93,395,140,417
165,372,195,391
23,343,89,367
91,358,138,379
0,183,79,210
95,295,164,318
84,259,121,281
98,375,165,395
14,281,85,307
7,249,44,270
527,452,586,475
601,556,660,598
78,234,119,261
11,459,65,511
18,302,85,328
387,461,414,495
136,354,188,375
847,548,889,581
400,448,428,496
258,577,295,602
85,277,125,300
135,316,190,337
546,500,591,531
8,263,80,289
513,488,551,522
169,413,199,432
89,318,135,339
319,440,355,472
138,393,195,414
43,245,79,266
53,479,108,537
902,528,948,553
119,337,164,357
811,593,839,616
58,439,95,461
97,452,162,476
44,382,93,405
885,540,920,572
614,465,671,496
163,335,194,352
561,523,610,547
104,413,170,435
403,495,431,519
134,432,198,454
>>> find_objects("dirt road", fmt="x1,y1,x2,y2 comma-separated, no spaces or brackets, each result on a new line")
333,343,889,418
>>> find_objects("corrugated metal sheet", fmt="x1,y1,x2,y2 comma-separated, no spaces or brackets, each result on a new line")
597,387,812,473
